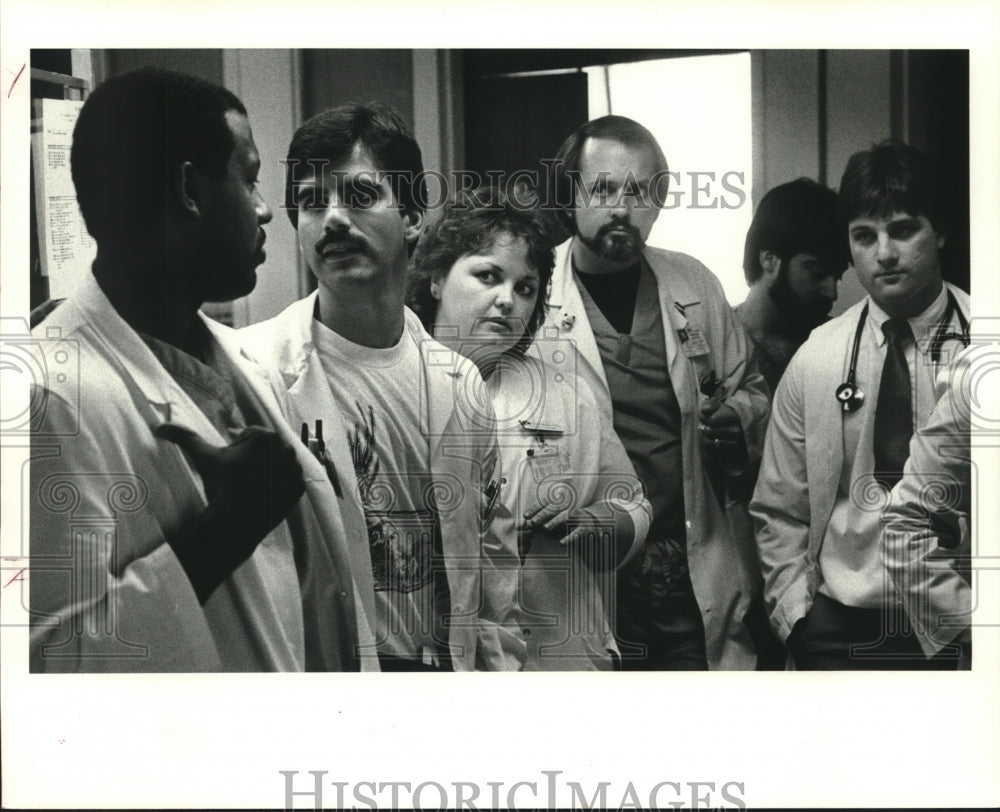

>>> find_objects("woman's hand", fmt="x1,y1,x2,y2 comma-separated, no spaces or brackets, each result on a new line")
519,500,634,571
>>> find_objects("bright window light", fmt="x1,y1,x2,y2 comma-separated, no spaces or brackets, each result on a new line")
585,53,753,305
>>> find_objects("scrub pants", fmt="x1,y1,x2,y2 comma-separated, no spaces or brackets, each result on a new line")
615,549,709,671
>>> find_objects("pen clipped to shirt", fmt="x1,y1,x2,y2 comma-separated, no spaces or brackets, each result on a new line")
301,419,343,497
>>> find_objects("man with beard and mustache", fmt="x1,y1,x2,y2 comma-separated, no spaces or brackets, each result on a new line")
240,103,524,672
543,115,770,670
736,178,849,392
731,178,848,668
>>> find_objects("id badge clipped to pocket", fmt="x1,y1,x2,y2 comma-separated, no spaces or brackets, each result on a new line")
526,444,570,483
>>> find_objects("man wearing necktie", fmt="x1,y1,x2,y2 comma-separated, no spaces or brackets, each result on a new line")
750,139,971,669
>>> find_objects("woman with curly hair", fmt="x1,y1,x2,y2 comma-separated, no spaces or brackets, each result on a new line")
409,188,651,670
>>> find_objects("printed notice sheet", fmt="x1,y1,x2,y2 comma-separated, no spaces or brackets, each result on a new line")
32,98,96,298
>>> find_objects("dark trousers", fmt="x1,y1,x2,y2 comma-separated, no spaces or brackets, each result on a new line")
787,592,966,670
616,590,709,671
615,530,709,671
618,626,708,671
377,652,453,672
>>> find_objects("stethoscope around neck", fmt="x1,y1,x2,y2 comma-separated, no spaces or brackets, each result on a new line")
835,289,970,412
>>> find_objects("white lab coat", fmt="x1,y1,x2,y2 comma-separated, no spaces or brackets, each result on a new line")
240,294,526,671
750,284,971,642
540,239,770,670
490,352,651,669
881,346,973,659
29,272,377,672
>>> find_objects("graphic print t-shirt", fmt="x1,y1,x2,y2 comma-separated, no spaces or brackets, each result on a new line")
312,320,446,664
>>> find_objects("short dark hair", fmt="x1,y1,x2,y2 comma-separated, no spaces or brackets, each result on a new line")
548,115,669,232
838,139,947,233
71,66,246,242
409,186,554,354
284,102,425,229
742,178,848,284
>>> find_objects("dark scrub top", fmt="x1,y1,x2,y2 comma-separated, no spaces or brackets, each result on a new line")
575,260,706,668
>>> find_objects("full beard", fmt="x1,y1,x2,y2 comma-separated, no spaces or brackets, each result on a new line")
767,263,834,339
578,220,644,264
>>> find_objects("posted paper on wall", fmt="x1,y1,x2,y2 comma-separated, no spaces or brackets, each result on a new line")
32,98,96,298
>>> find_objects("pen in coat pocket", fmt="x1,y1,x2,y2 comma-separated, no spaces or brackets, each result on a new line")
302,419,343,497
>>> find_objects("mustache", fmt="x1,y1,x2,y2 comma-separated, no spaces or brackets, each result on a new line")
596,219,641,241
314,232,366,255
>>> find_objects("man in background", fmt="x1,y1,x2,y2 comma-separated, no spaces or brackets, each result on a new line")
734,177,849,667
736,178,848,392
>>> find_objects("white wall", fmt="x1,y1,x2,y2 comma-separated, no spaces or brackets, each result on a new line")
825,50,892,316
752,50,821,200
752,49,893,317
223,50,304,328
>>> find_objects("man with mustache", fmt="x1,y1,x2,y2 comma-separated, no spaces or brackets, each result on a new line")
240,103,524,672
544,115,771,669
29,67,371,672
736,178,849,393
751,139,971,669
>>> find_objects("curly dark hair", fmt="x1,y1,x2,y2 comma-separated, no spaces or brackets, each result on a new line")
409,185,555,353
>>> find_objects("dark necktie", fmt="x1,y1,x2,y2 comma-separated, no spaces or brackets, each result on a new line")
873,318,914,490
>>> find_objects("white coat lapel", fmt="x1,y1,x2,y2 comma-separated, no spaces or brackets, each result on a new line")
647,252,702,412
240,298,380,666
206,317,278,410
75,273,224,445
259,293,363,490
807,302,862,533
548,240,609,393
